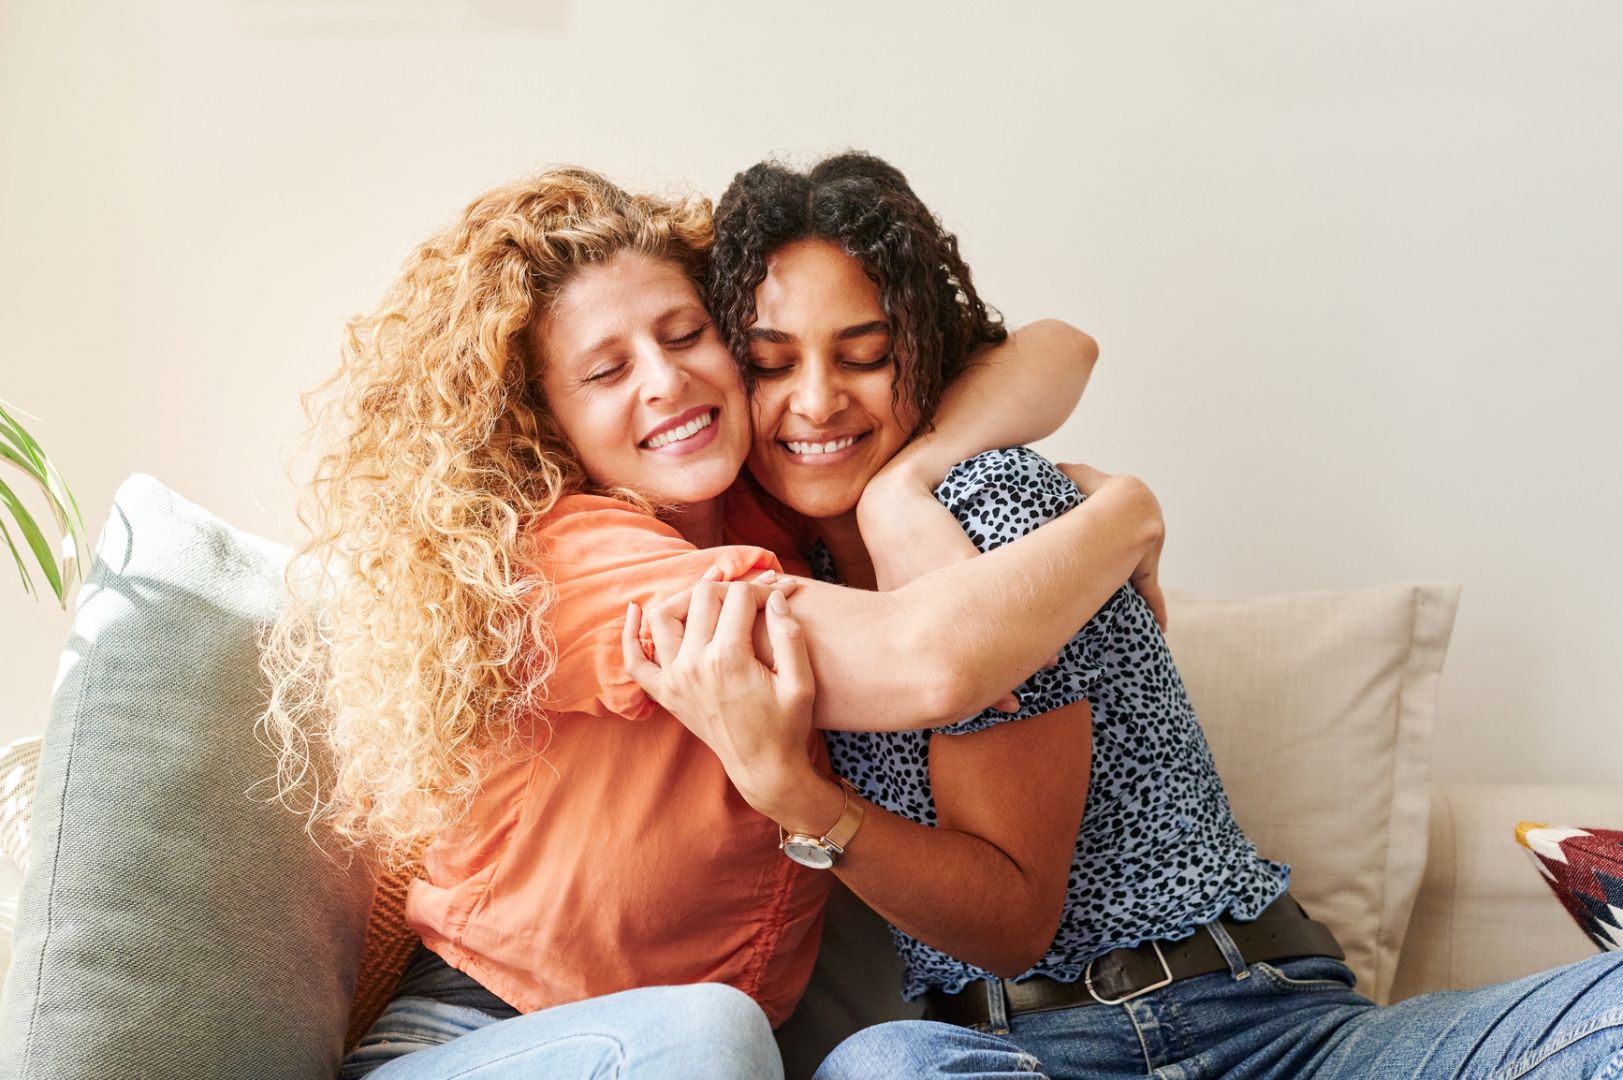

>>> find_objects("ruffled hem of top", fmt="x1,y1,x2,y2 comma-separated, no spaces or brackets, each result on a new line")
900,870,1294,1001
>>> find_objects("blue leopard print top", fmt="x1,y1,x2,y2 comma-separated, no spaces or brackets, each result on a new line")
819,448,1291,1000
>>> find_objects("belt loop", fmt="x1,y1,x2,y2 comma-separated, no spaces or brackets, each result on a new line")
1205,920,1250,981
985,978,1011,1035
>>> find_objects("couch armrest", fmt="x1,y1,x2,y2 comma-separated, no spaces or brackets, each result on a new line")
1390,782,1620,1000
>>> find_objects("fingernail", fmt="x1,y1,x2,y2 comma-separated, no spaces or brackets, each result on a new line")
769,591,788,614
702,566,723,582
758,569,777,583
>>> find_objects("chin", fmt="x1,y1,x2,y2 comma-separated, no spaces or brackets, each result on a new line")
778,484,861,522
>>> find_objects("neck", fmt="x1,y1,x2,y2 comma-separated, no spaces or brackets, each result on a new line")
664,498,725,548
815,510,877,590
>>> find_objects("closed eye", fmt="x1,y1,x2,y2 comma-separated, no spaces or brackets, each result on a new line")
667,323,708,348
748,358,794,377
844,354,893,371
583,361,627,383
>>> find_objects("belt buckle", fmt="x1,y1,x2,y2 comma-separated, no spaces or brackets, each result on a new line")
1083,940,1174,1006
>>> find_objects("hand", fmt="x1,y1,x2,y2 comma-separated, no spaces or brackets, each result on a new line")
638,569,801,666
621,580,818,812
1057,463,1168,631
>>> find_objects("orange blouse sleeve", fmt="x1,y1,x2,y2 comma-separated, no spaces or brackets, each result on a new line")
533,495,782,722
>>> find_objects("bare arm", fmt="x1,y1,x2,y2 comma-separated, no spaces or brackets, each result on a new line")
623,582,1089,976
821,706,1090,975
637,467,1160,731
858,320,1099,590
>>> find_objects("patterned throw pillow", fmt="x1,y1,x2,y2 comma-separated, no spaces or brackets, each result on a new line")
1516,822,1623,952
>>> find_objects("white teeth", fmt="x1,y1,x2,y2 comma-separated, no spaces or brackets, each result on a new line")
786,436,858,456
644,411,713,449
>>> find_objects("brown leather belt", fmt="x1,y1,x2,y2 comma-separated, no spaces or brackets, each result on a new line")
923,893,1344,1027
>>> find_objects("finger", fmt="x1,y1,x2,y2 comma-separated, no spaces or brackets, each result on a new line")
715,580,764,653
1041,653,1061,671
620,603,662,694
652,585,694,623
1057,461,1110,496
645,596,688,666
678,581,725,664
992,693,1020,714
764,590,814,704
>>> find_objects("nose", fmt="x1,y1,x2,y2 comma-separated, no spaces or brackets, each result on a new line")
786,357,849,426
636,343,689,404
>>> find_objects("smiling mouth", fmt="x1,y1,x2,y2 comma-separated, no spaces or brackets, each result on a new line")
641,409,716,449
782,434,865,456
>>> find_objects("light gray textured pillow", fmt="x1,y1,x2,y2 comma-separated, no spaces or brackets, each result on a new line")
0,474,375,1079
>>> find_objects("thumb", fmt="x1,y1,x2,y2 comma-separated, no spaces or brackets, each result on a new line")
765,590,812,702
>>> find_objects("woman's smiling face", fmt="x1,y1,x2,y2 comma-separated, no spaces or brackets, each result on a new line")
537,250,750,506
743,239,917,521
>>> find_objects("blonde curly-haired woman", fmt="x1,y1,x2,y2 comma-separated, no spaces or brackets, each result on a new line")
261,166,1162,1078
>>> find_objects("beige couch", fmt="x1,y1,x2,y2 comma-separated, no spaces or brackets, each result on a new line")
0,575,1613,1073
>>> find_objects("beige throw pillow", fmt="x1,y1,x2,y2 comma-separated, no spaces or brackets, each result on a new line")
1163,583,1460,1005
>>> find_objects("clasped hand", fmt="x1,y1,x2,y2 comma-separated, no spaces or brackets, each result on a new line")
620,571,819,811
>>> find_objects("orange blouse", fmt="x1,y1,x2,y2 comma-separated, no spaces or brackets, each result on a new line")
404,493,831,1027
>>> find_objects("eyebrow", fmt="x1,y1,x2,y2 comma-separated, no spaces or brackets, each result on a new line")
747,320,890,345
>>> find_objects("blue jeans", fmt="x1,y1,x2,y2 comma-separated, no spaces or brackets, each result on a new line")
815,947,1623,1080
340,947,783,1080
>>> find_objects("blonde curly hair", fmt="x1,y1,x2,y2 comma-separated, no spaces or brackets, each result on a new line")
260,167,716,869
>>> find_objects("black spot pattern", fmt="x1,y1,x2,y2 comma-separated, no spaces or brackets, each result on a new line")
820,448,1291,1000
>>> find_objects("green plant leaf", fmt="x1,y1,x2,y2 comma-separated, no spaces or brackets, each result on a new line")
0,403,49,472
0,434,48,486
0,513,38,597
0,475,64,601
0,399,88,589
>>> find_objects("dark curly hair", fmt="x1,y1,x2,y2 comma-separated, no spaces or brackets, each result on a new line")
709,151,1006,432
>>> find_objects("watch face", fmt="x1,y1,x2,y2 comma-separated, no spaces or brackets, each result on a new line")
782,839,835,870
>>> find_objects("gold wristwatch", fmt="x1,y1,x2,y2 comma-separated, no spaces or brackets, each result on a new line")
779,776,865,870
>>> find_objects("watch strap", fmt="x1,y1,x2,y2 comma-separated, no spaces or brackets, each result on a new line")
823,776,865,854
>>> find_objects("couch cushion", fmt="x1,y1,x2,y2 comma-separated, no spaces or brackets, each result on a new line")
0,474,376,1079
1163,583,1459,1005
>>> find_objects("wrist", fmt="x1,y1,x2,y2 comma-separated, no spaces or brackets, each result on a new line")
748,764,845,837
857,460,935,538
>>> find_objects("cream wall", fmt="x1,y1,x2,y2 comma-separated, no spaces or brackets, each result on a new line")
2,1,1620,784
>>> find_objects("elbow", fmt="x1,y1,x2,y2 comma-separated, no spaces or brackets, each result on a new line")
1124,475,1165,549
1028,318,1098,379
981,932,1058,981
982,895,1065,980
1101,472,1164,552
919,660,986,727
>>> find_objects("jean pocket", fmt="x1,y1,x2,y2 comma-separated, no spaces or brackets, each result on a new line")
1249,956,1359,994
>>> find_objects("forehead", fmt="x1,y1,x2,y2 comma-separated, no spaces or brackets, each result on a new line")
754,239,885,335
540,251,704,360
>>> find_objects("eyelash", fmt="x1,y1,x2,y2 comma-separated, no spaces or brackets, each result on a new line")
668,325,707,348
582,325,709,382
749,354,893,378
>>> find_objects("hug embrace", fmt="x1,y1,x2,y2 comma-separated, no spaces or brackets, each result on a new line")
262,152,1623,1079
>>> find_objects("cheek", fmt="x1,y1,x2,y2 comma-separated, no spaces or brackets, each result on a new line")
748,387,783,442
553,396,623,471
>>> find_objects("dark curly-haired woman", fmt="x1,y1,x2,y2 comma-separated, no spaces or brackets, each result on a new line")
626,151,1623,1080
